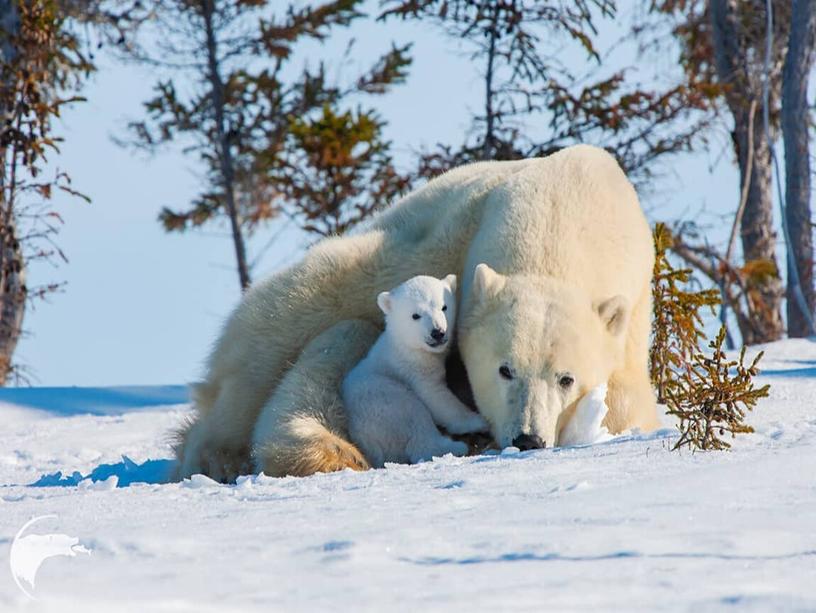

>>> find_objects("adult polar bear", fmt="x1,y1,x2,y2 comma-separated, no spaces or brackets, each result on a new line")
175,144,659,481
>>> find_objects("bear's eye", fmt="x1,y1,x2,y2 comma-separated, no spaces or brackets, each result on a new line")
442,305,448,312
412,313,420,320
558,374,575,389
499,365,514,380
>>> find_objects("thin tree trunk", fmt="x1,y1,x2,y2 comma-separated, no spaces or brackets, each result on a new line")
0,213,26,385
0,0,25,385
733,111,784,344
782,0,816,337
481,5,498,160
201,0,251,291
710,0,784,344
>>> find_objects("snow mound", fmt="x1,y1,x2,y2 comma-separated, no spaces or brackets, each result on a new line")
559,383,614,446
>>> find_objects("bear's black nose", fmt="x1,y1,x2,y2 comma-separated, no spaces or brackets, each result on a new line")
430,328,446,341
512,433,546,451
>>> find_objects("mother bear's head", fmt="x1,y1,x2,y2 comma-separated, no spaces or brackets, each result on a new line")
458,263,629,450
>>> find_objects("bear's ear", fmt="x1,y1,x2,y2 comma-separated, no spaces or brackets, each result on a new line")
472,263,505,302
443,274,457,293
377,291,392,315
596,295,629,336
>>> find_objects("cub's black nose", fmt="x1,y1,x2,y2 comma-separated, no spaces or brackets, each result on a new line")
430,328,446,341
512,433,546,451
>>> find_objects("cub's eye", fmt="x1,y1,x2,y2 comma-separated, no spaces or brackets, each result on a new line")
412,313,420,320
442,305,448,312
558,374,575,389
499,365,514,380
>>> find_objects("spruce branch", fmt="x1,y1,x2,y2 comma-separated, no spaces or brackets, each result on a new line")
650,223,770,451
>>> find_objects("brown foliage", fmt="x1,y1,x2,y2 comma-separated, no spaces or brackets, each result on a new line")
669,221,782,346
1,0,91,384
648,0,793,344
123,0,413,280
382,0,716,180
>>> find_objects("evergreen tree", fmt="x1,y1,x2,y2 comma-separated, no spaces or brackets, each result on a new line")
650,223,769,451
272,104,411,237
122,1,411,290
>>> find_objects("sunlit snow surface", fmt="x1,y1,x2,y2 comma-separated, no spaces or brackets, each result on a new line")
1,340,815,611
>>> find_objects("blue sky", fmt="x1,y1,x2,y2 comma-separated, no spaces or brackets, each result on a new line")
15,2,745,386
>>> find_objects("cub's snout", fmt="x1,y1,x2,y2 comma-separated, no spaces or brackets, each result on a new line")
428,327,447,347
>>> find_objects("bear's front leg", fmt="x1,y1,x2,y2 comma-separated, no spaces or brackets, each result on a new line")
414,382,489,435
605,358,660,435
252,319,380,477
406,434,469,464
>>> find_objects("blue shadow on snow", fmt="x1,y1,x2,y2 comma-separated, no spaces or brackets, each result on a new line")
30,456,176,487
0,385,189,416
758,367,816,378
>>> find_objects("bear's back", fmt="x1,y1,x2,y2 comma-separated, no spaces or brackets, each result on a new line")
464,145,653,305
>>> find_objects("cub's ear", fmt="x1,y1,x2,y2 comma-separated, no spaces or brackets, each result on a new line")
471,263,505,302
377,291,392,315
596,295,629,336
443,274,457,293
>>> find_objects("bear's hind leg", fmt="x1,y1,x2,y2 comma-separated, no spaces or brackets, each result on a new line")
173,374,261,482
252,319,380,477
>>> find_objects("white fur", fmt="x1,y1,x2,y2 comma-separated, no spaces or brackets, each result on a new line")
342,275,487,468
175,145,660,480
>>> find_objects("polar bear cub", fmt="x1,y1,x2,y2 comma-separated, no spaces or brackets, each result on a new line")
342,274,489,468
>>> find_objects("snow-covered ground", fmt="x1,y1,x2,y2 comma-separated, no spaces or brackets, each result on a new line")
1,340,815,612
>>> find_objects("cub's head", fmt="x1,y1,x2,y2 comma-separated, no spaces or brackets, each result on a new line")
378,274,458,354
459,263,628,449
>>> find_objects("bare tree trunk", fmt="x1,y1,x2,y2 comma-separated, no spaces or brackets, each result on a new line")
0,0,25,385
201,0,251,291
782,0,816,337
710,0,785,344
0,214,26,385
481,6,498,161
733,110,784,344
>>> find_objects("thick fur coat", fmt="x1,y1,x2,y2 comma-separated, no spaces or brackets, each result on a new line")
341,275,487,468
174,145,659,480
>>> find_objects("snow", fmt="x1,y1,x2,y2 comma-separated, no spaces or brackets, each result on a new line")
559,383,614,446
1,340,816,611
